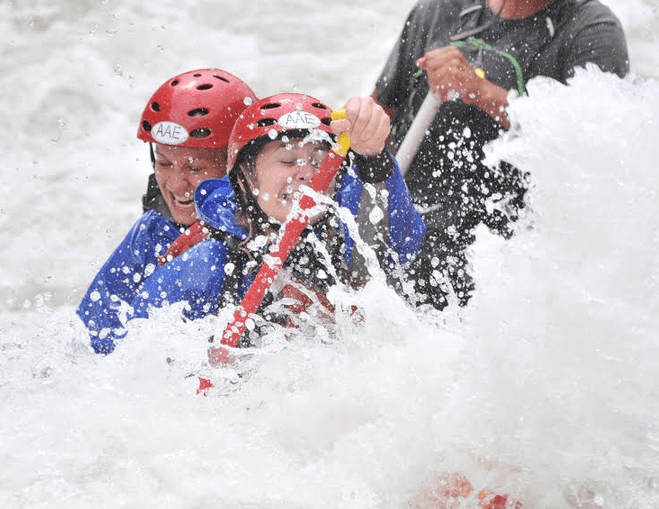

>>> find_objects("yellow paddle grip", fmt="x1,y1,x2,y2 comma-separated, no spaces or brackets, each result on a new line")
330,109,351,156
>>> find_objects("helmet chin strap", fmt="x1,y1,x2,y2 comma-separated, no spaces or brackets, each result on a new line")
149,143,156,169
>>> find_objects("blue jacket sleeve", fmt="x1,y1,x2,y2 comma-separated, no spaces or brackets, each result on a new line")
337,155,426,268
76,211,180,354
383,155,426,262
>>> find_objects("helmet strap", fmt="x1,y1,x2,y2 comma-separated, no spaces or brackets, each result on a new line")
149,143,156,170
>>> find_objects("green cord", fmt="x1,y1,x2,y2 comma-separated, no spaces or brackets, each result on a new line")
453,37,525,96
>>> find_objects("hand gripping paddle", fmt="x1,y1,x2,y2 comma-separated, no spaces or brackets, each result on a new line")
395,50,487,175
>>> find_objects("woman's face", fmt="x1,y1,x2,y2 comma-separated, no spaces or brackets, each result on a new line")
250,138,329,223
154,144,227,226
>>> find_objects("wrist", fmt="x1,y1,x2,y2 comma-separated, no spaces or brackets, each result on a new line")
352,149,395,184
464,81,510,130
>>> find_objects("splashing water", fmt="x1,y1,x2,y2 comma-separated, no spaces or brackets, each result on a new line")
2,1,659,508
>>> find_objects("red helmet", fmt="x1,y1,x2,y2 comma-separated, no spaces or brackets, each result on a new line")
137,69,257,149
227,93,334,171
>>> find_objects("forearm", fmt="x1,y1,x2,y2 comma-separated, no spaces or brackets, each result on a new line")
462,79,511,130
383,159,426,262
76,242,147,354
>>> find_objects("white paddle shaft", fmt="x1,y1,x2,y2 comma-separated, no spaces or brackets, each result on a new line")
395,92,442,175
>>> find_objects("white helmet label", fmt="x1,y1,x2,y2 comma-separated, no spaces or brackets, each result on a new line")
151,121,189,145
278,111,321,130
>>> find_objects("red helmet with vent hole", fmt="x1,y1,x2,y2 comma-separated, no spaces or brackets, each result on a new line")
137,69,257,149
227,93,334,171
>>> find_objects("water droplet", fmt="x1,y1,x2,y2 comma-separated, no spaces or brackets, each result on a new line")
369,206,384,225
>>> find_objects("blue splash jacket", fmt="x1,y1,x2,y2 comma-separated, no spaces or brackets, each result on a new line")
77,159,426,354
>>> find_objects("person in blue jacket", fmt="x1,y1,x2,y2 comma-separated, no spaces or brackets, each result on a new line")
128,92,426,343
76,69,258,354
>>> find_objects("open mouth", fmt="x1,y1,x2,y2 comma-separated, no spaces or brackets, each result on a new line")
280,187,302,203
173,196,194,207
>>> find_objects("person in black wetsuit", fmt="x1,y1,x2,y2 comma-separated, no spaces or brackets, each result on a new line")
373,0,629,310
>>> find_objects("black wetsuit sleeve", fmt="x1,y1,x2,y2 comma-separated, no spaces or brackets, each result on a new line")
351,150,396,184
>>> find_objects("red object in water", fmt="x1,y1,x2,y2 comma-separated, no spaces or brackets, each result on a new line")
481,492,523,509
482,494,508,509
196,376,214,396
